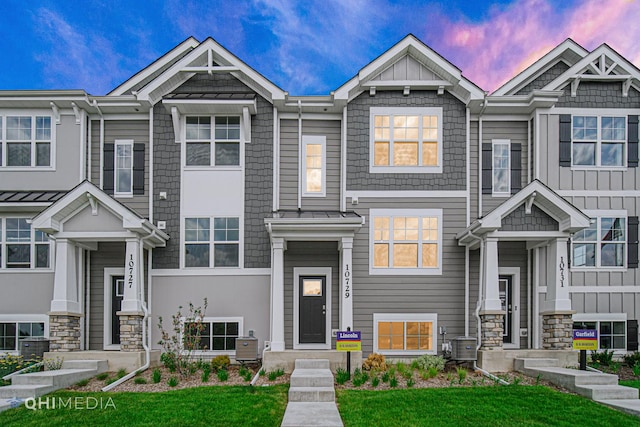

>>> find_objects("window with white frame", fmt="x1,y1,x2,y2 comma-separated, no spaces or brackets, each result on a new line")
0,321,45,351
573,319,626,351
184,318,242,353
370,107,442,172
184,217,240,268
370,209,442,275
185,116,240,166
0,217,50,269
492,141,510,194
115,140,133,196
373,313,437,355
1,115,52,167
572,116,626,167
302,135,326,196
572,216,626,268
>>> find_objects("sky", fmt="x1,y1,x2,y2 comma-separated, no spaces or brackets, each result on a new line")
1,0,639,96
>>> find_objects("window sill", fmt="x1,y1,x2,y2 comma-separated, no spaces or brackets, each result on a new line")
114,194,134,199
0,268,53,273
0,166,55,171
491,193,511,198
302,192,326,198
570,267,628,273
184,166,242,171
369,166,443,174
570,166,628,171
376,350,437,356
369,267,442,276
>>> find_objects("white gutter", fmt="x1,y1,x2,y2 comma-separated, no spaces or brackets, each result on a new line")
273,107,280,211
478,93,487,218
340,106,347,212
297,100,302,209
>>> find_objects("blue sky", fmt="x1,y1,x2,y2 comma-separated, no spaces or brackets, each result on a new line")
1,0,639,95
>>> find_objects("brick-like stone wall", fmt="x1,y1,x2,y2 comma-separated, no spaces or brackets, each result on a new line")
480,313,504,350
542,313,573,350
556,82,640,108
346,90,467,191
119,314,144,351
49,314,81,352
515,61,570,95
501,204,559,232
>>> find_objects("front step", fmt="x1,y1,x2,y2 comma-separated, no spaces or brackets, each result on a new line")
289,386,336,402
575,384,639,401
0,384,56,399
295,359,330,370
290,368,334,388
281,402,343,427
12,368,97,389
62,359,108,373
513,358,559,370
599,399,640,416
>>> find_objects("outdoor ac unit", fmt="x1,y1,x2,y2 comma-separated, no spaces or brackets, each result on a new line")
235,337,258,362
451,337,477,361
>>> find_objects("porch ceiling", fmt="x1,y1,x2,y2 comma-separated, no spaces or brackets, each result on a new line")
265,210,364,241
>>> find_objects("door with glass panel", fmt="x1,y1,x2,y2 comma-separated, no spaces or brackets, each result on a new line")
299,276,326,344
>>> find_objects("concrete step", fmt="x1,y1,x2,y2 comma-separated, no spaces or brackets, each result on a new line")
513,358,559,370
61,359,108,373
599,399,640,417
573,372,619,386
289,386,336,402
295,359,330,370
0,384,55,399
281,402,343,427
290,369,334,388
575,384,639,401
12,368,97,388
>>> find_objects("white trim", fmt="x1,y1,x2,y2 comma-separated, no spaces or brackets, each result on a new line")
183,316,244,356
570,286,640,293
293,267,332,350
340,106,347,212
279,113,342,120
346,190,466,199
0,215,54,270
273,107,279,211
372,313,437,356
570,114,628,168
103,267,124,350
369,208,443,276
574,313,627,322
181,215,244,269
0,112,56,170
492,139,511,196
550,108,640,115
571,211,627,270
114,139,134,197
152,268,270,276
499,267,520,349
183,114,242,168
301,135,326,197
557,190,640,197
369,107,443,174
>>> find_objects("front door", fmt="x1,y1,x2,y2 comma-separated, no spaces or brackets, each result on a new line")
299,276,326,344
499,275,513,345
111,276,124,345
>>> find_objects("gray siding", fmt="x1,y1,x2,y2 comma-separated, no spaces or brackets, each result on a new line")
283,242,339,349
556,82,640,108
346,90,467,191
0,272,53,315
572,292,640,321
515,61,571,95
279,119,341,210
501,204,558,231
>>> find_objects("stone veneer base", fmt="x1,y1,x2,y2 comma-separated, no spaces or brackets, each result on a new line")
480,313,505,350
542,312,574,350
48,313,82,352
118,313,144,352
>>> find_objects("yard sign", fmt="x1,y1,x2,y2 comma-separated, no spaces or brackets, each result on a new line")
336,331,361,351
573,329,597,351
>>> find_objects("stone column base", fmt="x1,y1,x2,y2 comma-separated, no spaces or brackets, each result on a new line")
48,313,82,352
480,311,505,350
542,311,574,350
118,312,144,352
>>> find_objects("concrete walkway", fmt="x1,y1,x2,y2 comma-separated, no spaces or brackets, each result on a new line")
281,359,343,427
515,358,640,416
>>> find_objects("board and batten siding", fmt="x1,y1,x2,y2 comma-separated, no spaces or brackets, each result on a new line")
350,197,467,355
279,119,341,210
89,119,150,218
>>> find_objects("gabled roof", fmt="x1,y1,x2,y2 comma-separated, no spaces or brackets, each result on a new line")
334,34,485,105
542,43,640,97
31,181,168,248
133,37,286,105
457,180,590,247
492,39,588,96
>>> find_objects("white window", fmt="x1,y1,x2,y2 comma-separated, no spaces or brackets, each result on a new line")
572,116,626,167
115,140,133,196
370,107,442,173
302,135,326,197
373,313,437,355
184,217,240,268
370,209,442,275
0,217,50,269
0,321,45,352
184,317,243,354
492,140,510,194
185,116,240,166
572,214,626,268
573,314,627,351
1,115,52,168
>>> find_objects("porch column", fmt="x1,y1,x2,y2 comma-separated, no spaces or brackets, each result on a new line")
49,239,82,352
270,237,286,351
541,237,574,350
339,237,354,331
480,237,504,350
118,238,144,351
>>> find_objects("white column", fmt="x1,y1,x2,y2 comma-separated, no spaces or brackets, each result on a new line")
339,237,354,331
270,238,285,351
543,238,572,312
50,239,81,313
120,238,143,313
481,238,502,312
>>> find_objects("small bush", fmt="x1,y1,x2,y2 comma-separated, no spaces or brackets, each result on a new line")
134,377,147,385
371,375,380,388
457,367,467,384
201,369,210,382
259,368,266,376
396,362,407,374
240,367,253,382
116,368,127,379
402,370,412,380
352,368,369,387
75,379,89,387
410,360,420,370
44,356,64,371
389,376,398,388
335,368,350,385
217,369,229,382
428,366,439,378
633,364,640,377
211,355,230,372
362,353,387,371
96,373,109,381
611,361,620,373
168,377,178,387
105,377,116,385
591,349,615,366
623,351,640,367
160,353,177,373
407,378,415,388
381,370,391,383
414,355,445,372
152,369,162,383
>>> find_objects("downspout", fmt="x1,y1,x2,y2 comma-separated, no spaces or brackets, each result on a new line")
297,99,302,210
478,95,488,218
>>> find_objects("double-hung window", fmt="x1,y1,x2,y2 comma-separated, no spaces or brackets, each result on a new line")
0,217,51,269
573,316,627,351
115,140,133,196
185,116,240,166
370,107,442,173
370,209,442,275
302,135,326,196
373,313,437,355
492,141,510,194
1,115,52,167
184,317,242,353
0,321,45,352
572,116,626,166
572,215,626,268
184,217,240,268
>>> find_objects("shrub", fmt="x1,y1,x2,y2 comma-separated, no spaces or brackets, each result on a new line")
116,368,127,379
396,362,407,374
211,355,231,372
134,377,147,385
168,377,178,387
75,379,89,387
410,360,420,370
201,369,210,383
96,373,109,381
160,352,177,373
362,353,387,371
590,349,615,366
371,375,380,388
407,378,415,388
259,368,266,377
217,369,229,382
634,364,640,377
457,367,467,384
239,366,252,382
152,368,162,383
623,351,640,367
381,370,391,383
414,355,445,372
389,376,398,388
335,368,350,385
0,354,41,377
44,356,64,371
352,369,369,387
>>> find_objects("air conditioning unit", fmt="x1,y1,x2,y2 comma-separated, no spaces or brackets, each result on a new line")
451,337,477,361
235,337,258,362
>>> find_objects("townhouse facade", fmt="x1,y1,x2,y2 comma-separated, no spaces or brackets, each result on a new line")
1,35,638,371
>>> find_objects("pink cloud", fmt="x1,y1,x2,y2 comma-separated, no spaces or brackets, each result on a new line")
424,0,640,93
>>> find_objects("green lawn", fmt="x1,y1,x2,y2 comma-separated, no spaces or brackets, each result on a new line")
0,385,288,427
337,386,640,427
621,380,640,390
